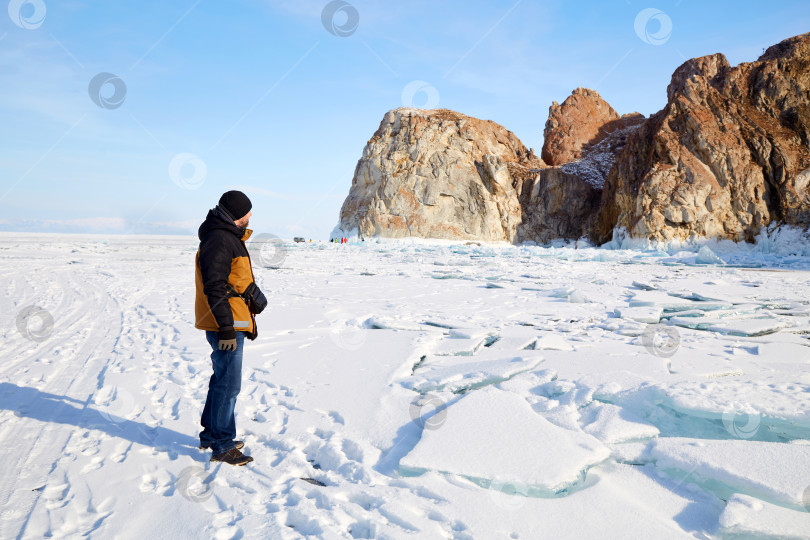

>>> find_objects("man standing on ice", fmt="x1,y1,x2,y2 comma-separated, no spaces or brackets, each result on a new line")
194,190,263,466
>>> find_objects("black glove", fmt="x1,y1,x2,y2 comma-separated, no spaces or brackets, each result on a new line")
218,326,237,351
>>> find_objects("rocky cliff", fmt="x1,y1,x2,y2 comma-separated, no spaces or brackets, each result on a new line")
595,33,810,243
335,108,542,242
541,87,644,166
517,89,645,243
335,32,810,245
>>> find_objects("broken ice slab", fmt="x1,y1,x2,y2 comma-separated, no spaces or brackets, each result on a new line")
429,328,497,356
631,280,660,291
718,493,810,538
421,317,467,329
666,312,781,333
628,291,733,311
431,336,490,356
650,380,810,439
705,317,791,337
447,327,493,340
659,309,705,319
367,316,431,331
768,301,810,316
547,286,577,299
484,326,543,352
567,289,588,303
484,282,519,290
695,245,726,265
533,333,575,351
579,402,660,444
409,351,545,394
613,306,663,324
496,368,558,395
649,437,810,508
608,441,653,465
597,319,647,336
430,271,474,281
400,387,610,494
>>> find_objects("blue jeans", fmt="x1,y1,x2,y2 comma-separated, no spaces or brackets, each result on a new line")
200,331,244,455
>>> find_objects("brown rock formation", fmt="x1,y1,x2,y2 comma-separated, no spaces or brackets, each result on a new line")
541,87,644,166
335,32,810,245
335,108,543,242
515,88,645,243
518,111,644,243
595,32,810,243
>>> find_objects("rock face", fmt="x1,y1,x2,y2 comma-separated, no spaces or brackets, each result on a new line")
335,100,643,245
518,98,645,243
335,108,542,242
336,32,810,245
543,87,627,166
595,33,810,243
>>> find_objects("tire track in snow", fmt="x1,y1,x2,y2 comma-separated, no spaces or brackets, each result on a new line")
0,266,123,539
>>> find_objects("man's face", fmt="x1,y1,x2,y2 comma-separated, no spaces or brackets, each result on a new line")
235,210,252,229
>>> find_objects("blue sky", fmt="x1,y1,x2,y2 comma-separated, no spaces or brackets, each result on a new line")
1,0,808,239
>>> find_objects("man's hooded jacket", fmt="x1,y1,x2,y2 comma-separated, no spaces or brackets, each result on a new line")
195,205,257,337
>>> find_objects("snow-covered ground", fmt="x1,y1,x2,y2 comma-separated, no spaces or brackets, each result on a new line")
2,232,810,539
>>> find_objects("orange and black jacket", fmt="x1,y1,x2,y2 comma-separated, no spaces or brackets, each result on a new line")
194,206,257,338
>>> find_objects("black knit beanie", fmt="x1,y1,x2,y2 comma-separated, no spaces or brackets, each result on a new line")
218,190,252,220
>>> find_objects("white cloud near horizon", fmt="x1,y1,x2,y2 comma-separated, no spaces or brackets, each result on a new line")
0,217,199,235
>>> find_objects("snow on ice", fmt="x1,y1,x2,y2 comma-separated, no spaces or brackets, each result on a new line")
2,231,810,538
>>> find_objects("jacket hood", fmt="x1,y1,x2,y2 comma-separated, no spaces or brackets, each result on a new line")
198,205,246,241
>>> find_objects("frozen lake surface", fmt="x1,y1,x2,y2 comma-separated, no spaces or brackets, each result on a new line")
2,232,810,539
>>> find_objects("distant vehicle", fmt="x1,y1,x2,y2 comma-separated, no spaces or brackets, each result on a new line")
293,237,305,243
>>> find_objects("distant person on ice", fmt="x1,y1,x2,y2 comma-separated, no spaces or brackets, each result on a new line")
195,190,266,466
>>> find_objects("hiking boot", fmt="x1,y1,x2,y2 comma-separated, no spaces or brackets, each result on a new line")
211,447,253,466
200,440,244,451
